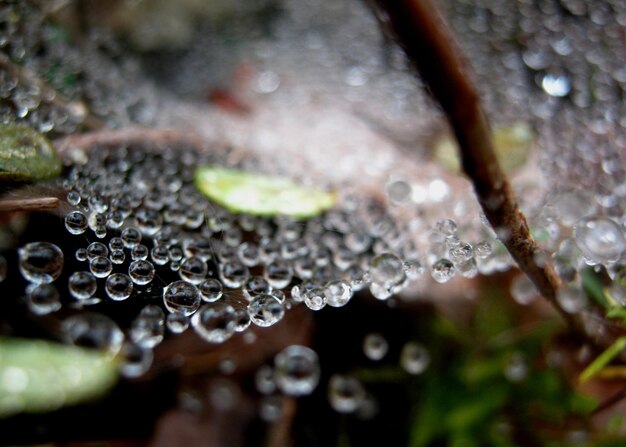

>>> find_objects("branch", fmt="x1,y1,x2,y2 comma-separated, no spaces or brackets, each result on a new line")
0,196,59,213
372,0,581,331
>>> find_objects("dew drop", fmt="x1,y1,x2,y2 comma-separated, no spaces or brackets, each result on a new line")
163,280,201,316
18,242,64,284
129,260,155,285
105,273,133,301
324,280,352,307
244,276,271,301
198,278,223,302
431,258,455,283
89,256,113,278
274,345,320,396
179,256,208,285
574,216,625,265
220,261,249,288
248,294,285,327
62,312,124,357
64,211,88,235
191,302,237,343
264,260,293,290
328,374,366,414
400,341,430,375
369,253,405,286
130,305,165,348
166,312,189,334
363,333,388,361
25,283,61,315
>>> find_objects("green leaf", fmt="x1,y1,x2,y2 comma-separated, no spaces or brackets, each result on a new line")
434,122,533,174
194,165,336,218
0,124,62,183
579,336,626,383
0,337,118,418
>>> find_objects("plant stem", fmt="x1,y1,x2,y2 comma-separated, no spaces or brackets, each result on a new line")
0,196,59,213
372,0,579,329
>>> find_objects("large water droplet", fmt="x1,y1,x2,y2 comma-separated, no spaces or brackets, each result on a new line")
25,283,61,315
274,345,320,396
198,278,223,302
89,256,113,278
129,260,155,285
105,273,133,301
62,312,124,357
68,271,97,300
369,253,405,286
574,216,625,265
179,256,208,285
431,258,455,283
18,242,64,284
163,280,201,316
324,280,352,307
248,294,285,327
192,302,237,343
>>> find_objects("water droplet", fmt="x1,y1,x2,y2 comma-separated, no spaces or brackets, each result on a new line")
163,280,201,316
255,365,276,395
131,244,149,261
244,276,271,301
248,294,285,327
191,302,237,343
198,278,223,302
304,286,327,310
119,343,153,378
274,345,320,396
179,256,208,285
25,283,61,315
121,227,142,249
86,242,108,260
233,308,251,332
89,256,113,278
110,249,125,264
369,281,393,300
238,242,260,267
105,273,133,301
18,242,64,284
328,374,365,413
385,179,412,205
510,275,538,305
324,280,352,307
556,284,588,313
64,211,88,235
431,258,455,283
574,216,625,265
75,248,87,262
220,261,249,288
135,208,162,236
259,395,283,422
166,312,189,334
264,260,293,290
403,259,424,280
449,242,473,264
68,271,97,301
151,245,170,265
400,341,430,375
541,73,571,97
129,260,155,285
369,253,405,286
66,190,81,206
62,312,124,357
474,241,493,259
130,305,164,348
108,237,125,252
434,219,457,237
363,333,388,361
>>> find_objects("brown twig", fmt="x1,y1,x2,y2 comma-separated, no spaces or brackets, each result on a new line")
0,196,59,213
0,51,104,130
372,0,582,332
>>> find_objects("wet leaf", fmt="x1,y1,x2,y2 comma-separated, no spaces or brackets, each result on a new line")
194,165,336,218
434,122,533,174
0,337,118,418
0,124,62,183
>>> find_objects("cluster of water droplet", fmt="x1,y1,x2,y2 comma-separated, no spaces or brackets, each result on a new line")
0,2,158,135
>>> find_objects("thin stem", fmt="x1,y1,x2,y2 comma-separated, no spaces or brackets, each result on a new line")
372,0,580,331
0,196,59,213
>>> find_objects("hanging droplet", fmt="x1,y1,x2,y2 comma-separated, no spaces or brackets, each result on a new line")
191,302,237,343
89,256,113,278
304,286,327,310
328,374,366,414
363,333,388,361
431,258,455,283
573,216,625,265
105,273,133,301
64,211,88,235
110,249,125,265
25,283,61,315
264,260,293,290
324,280,352,307
248,294,285,327
129,260,155,286
18,242,64,284
198,278,223,302
274,345,320,396
369,253,405,287
400,341,430,375
179,256,208,285
163,280,201,316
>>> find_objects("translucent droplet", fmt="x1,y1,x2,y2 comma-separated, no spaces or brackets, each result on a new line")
244,276,271,301
556,284,588,313
574,216,625,265
198,278,223,302
179,256,208,285
131,244,149,261
18,242,64,284
67,271,97,300
255,365,276,395
324,280,352,307
369,253,405,286
449,242,473,264
474,241,493,259
385,179,412,205
166,312,189,334
130,305,164,348
121,227,142,249
369,282,393,300
238,242,260,267
510,275,538,305
264,260,293,290
163,280,201,316
86,242,108,260
25,283,61,315
66,190,81,206
431,258,455,283
151,245,170,265
88,212,106,232
119,343,153,378
220,261,249,288
192,302,237,343
105,273,133,301
248,294,285,327
109,237,125,252
64,211,88,235
75,248,87,262
135,208,162,236
233,308,251,332
363,333,388,361
328,374,365,413
110,249,125,265
400,341,430,375
434,219,457,237
304,286,327,310
62,312,124,357
403,259,424,280
274,345,320,396
129,260,155,285
89,256,113,278
541,73,571,97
